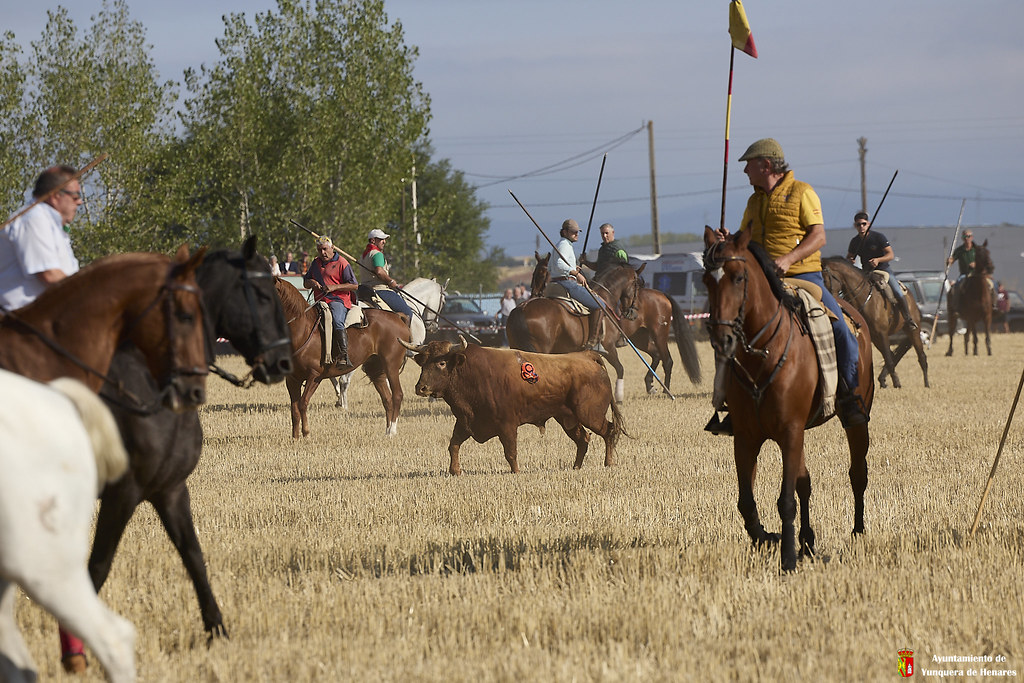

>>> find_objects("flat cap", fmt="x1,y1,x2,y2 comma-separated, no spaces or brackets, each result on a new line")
562,219,579,231
738,138,784,162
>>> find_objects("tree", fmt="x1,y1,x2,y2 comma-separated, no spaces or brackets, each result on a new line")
387,144,495,290
23,0,179,260
177,0,430,256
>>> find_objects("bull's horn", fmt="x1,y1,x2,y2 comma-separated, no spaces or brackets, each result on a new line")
455,336,468,352
398,338,427,353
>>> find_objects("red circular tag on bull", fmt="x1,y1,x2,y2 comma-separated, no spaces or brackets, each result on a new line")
521,361,539,384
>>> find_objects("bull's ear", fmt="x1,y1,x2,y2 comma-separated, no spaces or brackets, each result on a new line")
453,352,468,367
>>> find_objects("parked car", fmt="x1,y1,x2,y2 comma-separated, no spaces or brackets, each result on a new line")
427,295,505,347
996,289,1024,332
895,270,949,339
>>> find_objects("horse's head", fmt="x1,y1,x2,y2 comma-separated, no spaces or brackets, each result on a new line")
530,252,550,297
197,235,293,385
976,240,994,275
124,245,210,412
596,264,642,321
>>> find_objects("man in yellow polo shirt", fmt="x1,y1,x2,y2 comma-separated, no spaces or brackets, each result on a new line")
716,138,864,428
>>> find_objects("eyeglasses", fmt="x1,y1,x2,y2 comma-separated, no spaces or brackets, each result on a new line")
854,221,869,227
60,189,82,200
964,234,973,239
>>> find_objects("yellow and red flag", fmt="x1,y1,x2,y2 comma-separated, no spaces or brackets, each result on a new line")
729,0,758,58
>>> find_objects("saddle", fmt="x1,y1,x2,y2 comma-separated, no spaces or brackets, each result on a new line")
542,283,590,316
316,303,364,365
782,280,840,422
866,271,908,304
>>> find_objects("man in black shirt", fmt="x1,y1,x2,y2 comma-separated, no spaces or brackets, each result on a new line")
846,211,917,331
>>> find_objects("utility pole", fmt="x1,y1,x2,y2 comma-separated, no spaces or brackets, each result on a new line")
858,137,868,214
648,120,661,255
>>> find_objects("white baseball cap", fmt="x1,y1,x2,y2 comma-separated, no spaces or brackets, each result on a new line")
368,228,390,240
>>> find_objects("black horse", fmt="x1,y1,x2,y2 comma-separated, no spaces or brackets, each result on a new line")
58,236,292,669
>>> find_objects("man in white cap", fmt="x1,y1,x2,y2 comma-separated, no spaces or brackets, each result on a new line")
713,138,864,430
549,218,608,352
358,228,414,319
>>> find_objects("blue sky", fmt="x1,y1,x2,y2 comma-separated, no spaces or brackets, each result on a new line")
7,1,1024,259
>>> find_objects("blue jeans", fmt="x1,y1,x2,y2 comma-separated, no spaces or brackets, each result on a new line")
328,300,349,332
376,288,415,320
792,271,859,390
557,280,605,311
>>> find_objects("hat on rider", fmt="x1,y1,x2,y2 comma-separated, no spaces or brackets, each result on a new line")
561,219,579,232
368,228,390,240
738,138,785,162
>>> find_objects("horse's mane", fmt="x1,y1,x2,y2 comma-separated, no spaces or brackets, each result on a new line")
744,240,801,310
28,252,169,310
822,255,869,283
274,277,311,320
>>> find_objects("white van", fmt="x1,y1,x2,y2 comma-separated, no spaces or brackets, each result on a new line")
631,251,707,317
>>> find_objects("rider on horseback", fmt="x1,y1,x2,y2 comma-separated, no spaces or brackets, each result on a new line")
357,228,416,322
549,219,608,354
710,138,864,433
846,211,917,332
304,235,358,366
946,230,991,313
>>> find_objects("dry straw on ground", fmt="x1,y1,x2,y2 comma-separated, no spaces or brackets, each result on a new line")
16,333,1024,680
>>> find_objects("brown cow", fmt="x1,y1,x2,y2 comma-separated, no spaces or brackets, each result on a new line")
401,338,625,475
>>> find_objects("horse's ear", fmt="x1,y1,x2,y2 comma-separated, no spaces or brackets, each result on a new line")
173,243,190,263
242,234,258,260
703,226,718,248
181,246,208,276
535,251,542,262
736,229,752,250
635,262,646,275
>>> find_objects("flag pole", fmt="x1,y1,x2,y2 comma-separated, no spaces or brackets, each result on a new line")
721,45,735,231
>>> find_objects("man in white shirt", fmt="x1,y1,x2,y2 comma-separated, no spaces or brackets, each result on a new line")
548,218,607,353
0,165,83,310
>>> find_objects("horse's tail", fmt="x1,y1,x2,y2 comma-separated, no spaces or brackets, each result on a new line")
505,306,536,352
49,378,129,490
668,295,702,384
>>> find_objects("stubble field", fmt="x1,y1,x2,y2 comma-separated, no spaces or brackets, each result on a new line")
16,332,1024,681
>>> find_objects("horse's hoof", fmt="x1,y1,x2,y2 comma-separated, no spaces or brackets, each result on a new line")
62,653,88,674
755,532,780,548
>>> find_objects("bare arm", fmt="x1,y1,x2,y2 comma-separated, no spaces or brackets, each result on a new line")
865,245,895,270
35,269,67,285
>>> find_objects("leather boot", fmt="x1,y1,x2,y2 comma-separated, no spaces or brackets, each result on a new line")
583,308,606,354
897,296,918,331
332,325,350,366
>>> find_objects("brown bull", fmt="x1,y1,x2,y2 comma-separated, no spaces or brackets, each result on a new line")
401,338,625,475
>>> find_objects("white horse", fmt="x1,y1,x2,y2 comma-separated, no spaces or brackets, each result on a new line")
0,371,136,683
331,277,446,409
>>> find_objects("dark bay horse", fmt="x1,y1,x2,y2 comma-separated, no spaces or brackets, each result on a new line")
276,277,411,437
53,237,294,670
822,256,929,388
516,253,701,399
0,246,208,406
947,240,994,356
702,227,873,572
507,260,641,402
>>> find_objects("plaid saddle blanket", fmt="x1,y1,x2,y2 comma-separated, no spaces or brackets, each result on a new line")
787,285,838,421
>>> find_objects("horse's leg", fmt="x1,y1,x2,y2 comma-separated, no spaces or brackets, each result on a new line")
776,429,806,571
331,375,349,408
0,579,36,679
985,315,992,355
286,375,304,438
656,331,673,393
605,348,625,403
900,335,930,388
969,324,976,355
946,312,958,356
845,421,870,534
733,434,777,546
367,368,396,436
298,376,323,438
19,567,136,683
150,483,226,638
875,335,901,389
447,421,472,475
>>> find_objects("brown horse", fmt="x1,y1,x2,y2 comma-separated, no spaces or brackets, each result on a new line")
0,246,209,409
275,277,411,437
946,240,994,356
526,252,701,396
702,227,873,572
507,259,642,401
822,256,929,389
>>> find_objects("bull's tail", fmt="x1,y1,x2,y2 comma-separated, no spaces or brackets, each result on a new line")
50,377,129,491
609,397,628,446
669,296,702,384
505,307,537,352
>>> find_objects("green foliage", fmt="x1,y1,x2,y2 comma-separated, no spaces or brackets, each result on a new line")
178,0,430,256
0,33,31,212
386,143,495,290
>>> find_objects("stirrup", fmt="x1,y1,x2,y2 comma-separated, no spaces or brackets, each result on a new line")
704,412,733,436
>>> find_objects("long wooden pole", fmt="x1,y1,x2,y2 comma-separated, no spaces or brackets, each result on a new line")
720,46,736,231
969,365,1024,538
0,153,109,231
580,154,607,257
928,199,966,344
508,190,675,400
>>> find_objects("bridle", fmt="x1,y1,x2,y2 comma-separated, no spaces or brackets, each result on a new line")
208,261,292,388
703,239,795,405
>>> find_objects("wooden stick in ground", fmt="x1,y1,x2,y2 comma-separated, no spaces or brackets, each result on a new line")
969,365,1024,538
0,153,109,231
